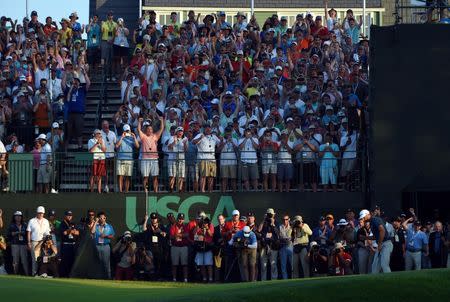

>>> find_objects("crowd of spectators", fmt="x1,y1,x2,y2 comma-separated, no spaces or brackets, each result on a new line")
0,2,369,193
0,206,449,281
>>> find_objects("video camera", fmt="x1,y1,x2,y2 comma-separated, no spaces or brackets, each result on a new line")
233,237,249,249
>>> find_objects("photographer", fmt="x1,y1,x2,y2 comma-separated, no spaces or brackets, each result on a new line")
228,226,257,282
91,212,115,279
307,241,329,277
192,215,214,282
291,215,312,278
143,212,169,279
37,235,59,278
258,208,281,281
112,231,136,280
134,244,154,281
169,213,189,282
331,242,353,276
59,210,80,277
279,214,293,279
7,211,29,275
213,214,226,282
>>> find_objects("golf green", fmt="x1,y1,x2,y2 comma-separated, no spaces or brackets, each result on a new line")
1,269,449,301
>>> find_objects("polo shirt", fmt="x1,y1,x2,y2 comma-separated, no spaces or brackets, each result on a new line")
67,86,86,114
229,230,257,249
117,136,135,160
194,134,220,161
406,226,428,251
370,217,390,243
27,217,51,241
169,223,189,247
40,143,52,165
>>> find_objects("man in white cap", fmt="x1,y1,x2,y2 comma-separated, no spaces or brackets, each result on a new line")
115,124,139,193
27,206,51,276
291,214,312,278
101,120,117,193
167,126,188,192
229,225,257,281
36,133,52,194
359,209,393,274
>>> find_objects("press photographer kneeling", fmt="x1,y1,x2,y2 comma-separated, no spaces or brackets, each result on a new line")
37,235,59,278
229,226,257,282
112,231,136,280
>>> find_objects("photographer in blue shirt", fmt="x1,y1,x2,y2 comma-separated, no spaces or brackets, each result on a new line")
90,212,115,279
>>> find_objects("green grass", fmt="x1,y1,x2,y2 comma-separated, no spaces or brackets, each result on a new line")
1,269,450,302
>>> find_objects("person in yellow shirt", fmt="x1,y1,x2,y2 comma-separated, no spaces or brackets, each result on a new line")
101,11,117,81
291,215,312,278
59,18,72,48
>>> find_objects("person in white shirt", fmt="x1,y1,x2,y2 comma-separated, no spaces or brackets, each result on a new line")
192,124,220,192
49,68,63,101
339,127,358,190
88,129,106,193
217,127,238,192
101,120,117,193
0,139,7,178
277,130,295,192
27,206,51,276
239,128,259,191
167,127,188,192
259,129,278,192
36,134,52,194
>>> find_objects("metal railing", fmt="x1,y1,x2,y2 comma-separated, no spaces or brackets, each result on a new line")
1,150,364,193
394,1,450,24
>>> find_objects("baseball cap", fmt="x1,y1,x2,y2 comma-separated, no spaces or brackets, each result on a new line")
150,212,158,219
286,117,294,123
93,129,102,135
359,209,370,220
232,209,240,216
123,231,132,238
37,206,45,214
414,220,422,226
325,105,333,111
319,216,326,221
37,133,47,141
123,124,131,132
65,210,73,216
177,213,185,220
197,211,206,219
310,241,318,248
247,212,255,217
293,215,303,222
176,126,184,132
275,65,283,71
19,75,26,81
335,242,344,249
211,98,220,104
236,50,244,55
52,122,59,129
13,211,23,216
243,226,251,237
266,208,275,215
337,219,349,226
48,209,56,216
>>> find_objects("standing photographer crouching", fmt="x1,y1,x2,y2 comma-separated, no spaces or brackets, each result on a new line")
112,231,136,280
291,215,312,278
37,235,59,278
229,226,257,282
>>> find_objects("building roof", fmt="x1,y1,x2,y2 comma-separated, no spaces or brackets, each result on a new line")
143,0,382,9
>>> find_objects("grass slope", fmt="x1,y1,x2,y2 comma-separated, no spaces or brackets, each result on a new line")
1,269,449,302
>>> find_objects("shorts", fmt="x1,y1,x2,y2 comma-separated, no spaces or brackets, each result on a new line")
37,165,51,184
220,165,236,178
277,163,293,181
241,162,258,181
101,40,113,61
171,246,188,266
340,158,356,177
320,166,337,185
195,251,213,266
140,159,159,177
87,47,100,65
113,45,129,58
302,162,318,184
187,164,199,182
117,160,133,176
199,160,216,177
168,160,186,178
262,162,277,174
92,159,106,177
67,113,84,140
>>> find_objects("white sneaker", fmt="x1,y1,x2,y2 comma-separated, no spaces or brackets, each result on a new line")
111,77,117,82
40,273,48,278
51,188,58,194
104,185,109,193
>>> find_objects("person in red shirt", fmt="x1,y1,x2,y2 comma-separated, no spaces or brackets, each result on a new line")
310,16,329,40
331,242,353,276
43,17,58,38
169,213,189,282
222,210,246,241
191,212,215,282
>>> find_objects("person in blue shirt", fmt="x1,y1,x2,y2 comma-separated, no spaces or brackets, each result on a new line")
115,124,139,193
65,73,90,151
229,226,257,282
359,209,393,274
402,218,429,271
319,133,340,191
91,212,115,279
86,15,101,69
311,216,332,247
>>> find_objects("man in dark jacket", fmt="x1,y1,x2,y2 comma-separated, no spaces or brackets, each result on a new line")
429,221,447,268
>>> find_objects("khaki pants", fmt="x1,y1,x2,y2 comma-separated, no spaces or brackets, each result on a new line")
31,240,43,276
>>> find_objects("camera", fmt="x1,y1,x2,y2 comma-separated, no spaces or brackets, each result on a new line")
43,235,53,242
293,220,302,228
121,236,132,244
312,245,320,253
198,217,210,228
233,237,249,249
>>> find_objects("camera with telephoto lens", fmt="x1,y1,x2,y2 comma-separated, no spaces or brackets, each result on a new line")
122,236,132,244
293,220,302,228
233,237,249,249
198,217,210,228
